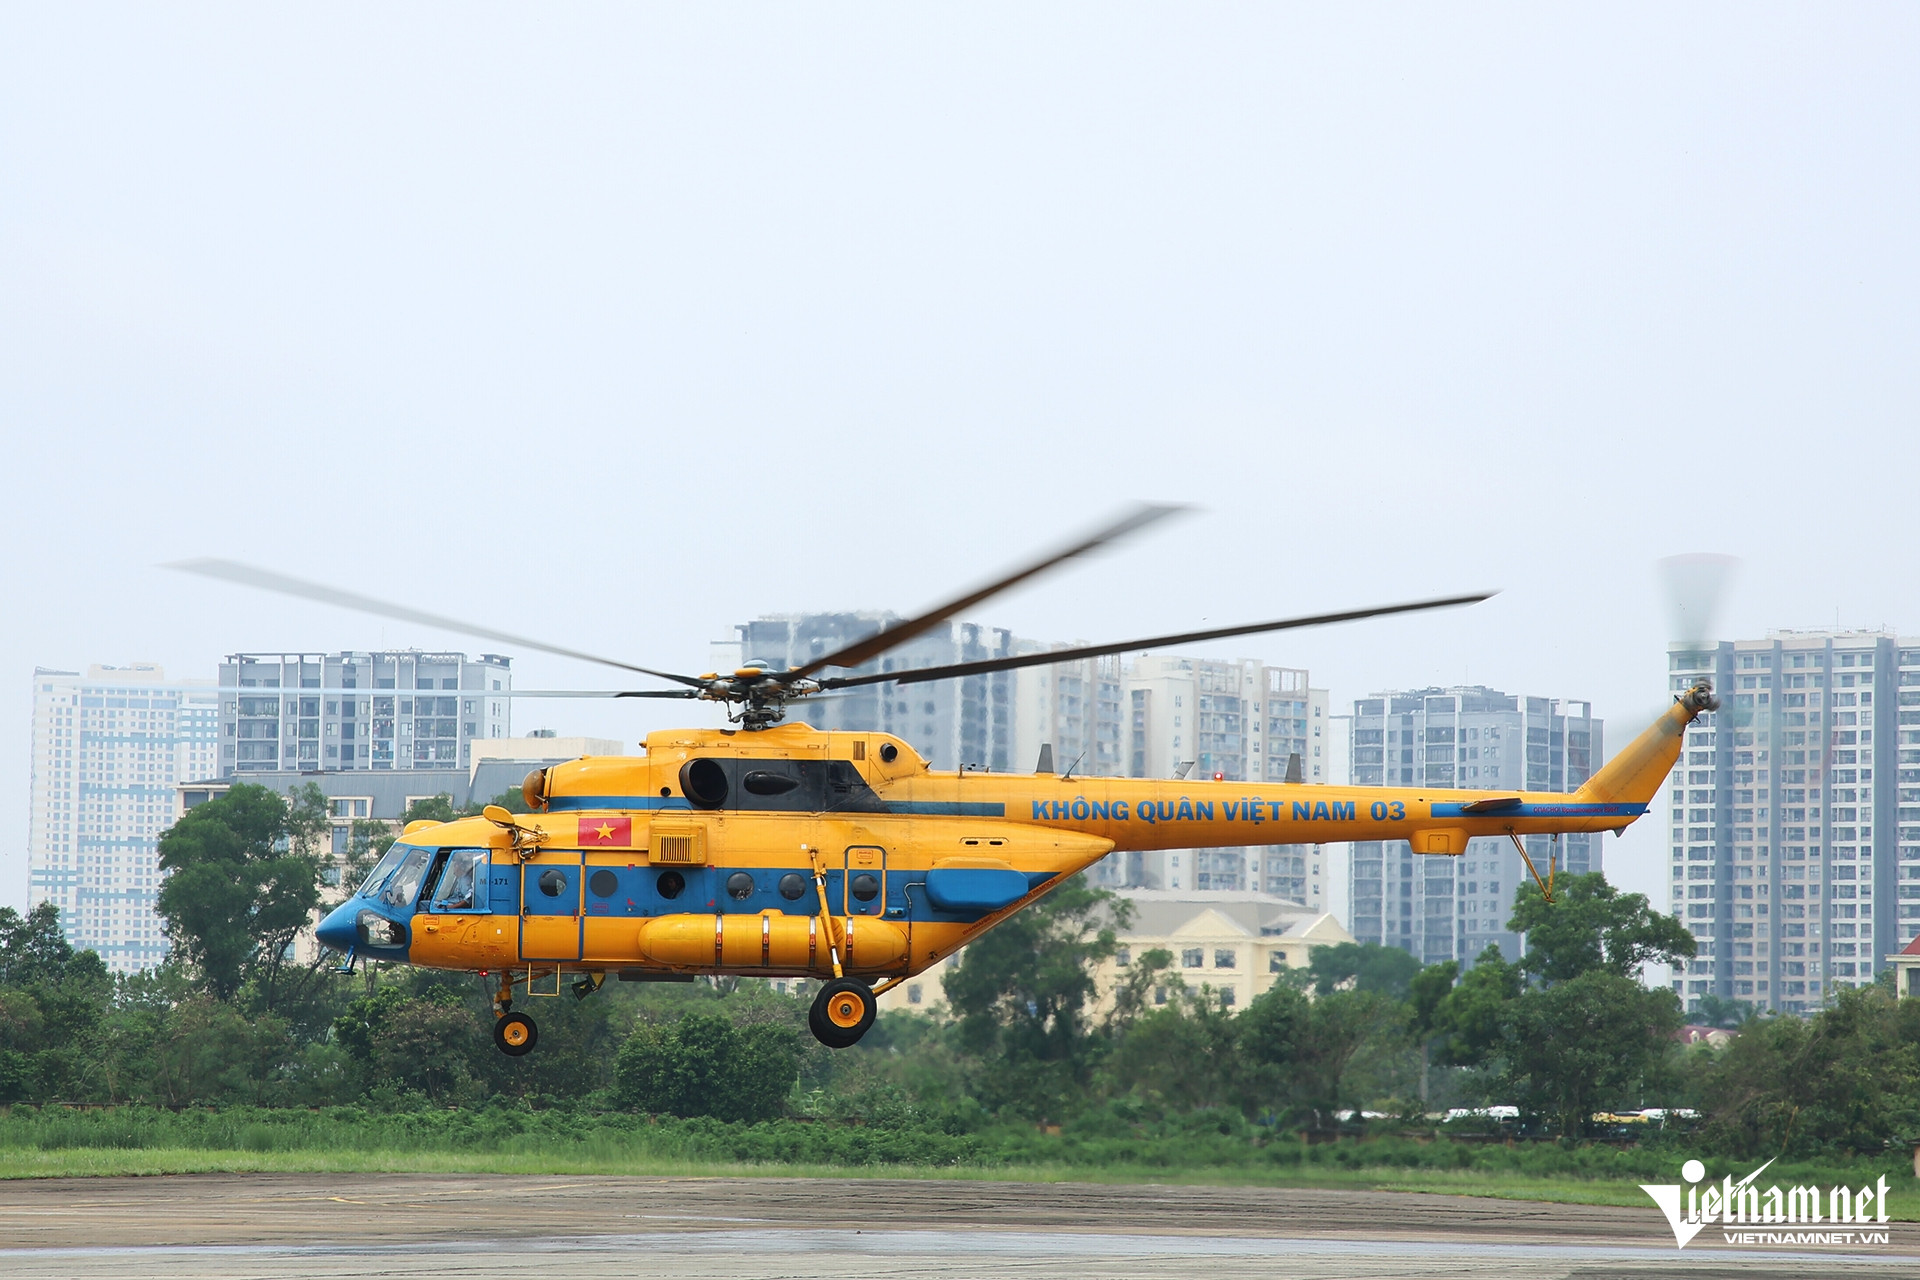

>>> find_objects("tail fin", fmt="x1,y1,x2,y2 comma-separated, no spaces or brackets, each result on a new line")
1575,683,1717,811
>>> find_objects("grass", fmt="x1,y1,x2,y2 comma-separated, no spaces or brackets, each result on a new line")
0,1105,1912,1220
2,1143,1916,1219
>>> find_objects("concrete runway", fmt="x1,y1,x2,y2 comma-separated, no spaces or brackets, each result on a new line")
0,1174,1914,1279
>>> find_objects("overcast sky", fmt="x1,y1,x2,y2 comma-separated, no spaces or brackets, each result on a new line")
3,7,1915,929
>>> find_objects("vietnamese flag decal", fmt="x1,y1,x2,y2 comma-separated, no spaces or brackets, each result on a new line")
578,815,633,847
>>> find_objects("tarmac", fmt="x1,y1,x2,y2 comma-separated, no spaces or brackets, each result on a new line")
0,1173,1914,1279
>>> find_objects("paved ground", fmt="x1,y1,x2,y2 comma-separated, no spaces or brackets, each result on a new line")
0,1174,1913,1278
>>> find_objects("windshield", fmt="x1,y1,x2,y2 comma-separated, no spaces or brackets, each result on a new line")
429,848,487,912
379,846,436,909
357,843,413,897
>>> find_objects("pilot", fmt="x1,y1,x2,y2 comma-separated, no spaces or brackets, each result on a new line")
434,850,481,911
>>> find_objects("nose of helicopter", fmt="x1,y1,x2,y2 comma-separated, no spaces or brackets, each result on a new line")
315,901,358,954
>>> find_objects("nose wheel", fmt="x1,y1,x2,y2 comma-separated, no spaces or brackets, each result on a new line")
494,1010,538,1056
808,978,876,1049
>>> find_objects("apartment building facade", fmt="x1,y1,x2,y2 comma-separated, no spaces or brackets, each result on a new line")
26,664,218,973
217,651,512,777
1346,685,1604,967
1668,631,1913,1014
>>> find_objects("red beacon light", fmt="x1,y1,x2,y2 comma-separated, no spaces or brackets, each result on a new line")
1213,771,1225,782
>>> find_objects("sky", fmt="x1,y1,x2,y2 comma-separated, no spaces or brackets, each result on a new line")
2,6,1915,938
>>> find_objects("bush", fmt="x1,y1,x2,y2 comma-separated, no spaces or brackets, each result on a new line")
612,1013,800,1122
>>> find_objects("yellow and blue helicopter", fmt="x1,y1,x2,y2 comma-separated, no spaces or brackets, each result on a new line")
177,506,1712,1055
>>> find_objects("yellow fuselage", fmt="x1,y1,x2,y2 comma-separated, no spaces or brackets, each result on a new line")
326,692,1703,985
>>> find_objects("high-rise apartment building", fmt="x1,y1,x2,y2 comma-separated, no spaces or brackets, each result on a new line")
1018,655,1325,909
27,664,218,973
217,651,512,777
1346,686,1604,967
1120,656,1330,785
1013,651,1128,780
717,615,1018,771
1667,631,1913,1015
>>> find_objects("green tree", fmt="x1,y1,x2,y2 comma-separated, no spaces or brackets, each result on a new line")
401,794,460,825
459,787,532,817
0,904,113,1103
1236,980,1308,1116
1499,969,1683,1138
942,874,1125,1121
1103,986,1242,1112
156,784,323,1005
1407,960,1459,1103
1291,988,1404,1126
332,986,487,1103
1432,945,1525,1067
612,1011,800,1122
1694,985,1920,1158
1693,992,1755,1030
1307,941,1424,999
1507,872,1694,985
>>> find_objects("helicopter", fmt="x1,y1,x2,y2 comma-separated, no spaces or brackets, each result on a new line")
174,504,1715,1054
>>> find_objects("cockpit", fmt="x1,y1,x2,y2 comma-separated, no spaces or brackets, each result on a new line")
315,841,493,957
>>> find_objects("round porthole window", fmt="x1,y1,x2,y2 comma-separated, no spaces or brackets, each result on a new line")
850,872,880,902
726,872,755,900
538,869,568,898
656,870,686,900
589,869,618,898
778,872,808,900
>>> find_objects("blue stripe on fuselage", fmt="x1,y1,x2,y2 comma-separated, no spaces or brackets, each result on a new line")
1426,801,1648,819
545,796,694,812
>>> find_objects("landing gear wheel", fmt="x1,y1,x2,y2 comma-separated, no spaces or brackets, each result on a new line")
808,978,876,1049
494,1010,538,1056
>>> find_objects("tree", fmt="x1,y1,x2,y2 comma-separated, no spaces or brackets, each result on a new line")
1499,969,1683,1138
1296,989,1404,1125
0,904,80,986
1307,941,1424,999
942,874,1125,1121
156,784,322,1005
1103,986,1243,1113
613,1012,799,1122
1693,992,1755,1030
1236,980,1308,1116
1694,985,1920,1158
459,787,532,817
1507,872,1694,984
401,794,460,825
1432,945,1525,1068
1407,960,1459,1103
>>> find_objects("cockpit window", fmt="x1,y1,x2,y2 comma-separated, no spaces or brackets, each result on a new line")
428,848,488,913
380,845,436,909
357,844,412,897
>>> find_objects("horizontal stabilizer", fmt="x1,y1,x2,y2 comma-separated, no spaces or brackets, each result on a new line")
1460,796,1523,814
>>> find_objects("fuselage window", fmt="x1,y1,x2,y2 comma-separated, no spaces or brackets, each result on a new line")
537,868,568,898
589,869,619,898
726,872,755,900
850,872,880,903
358,844,412,897
429,848,487,912
680,758,729,809
778,873,808,900
657,869,686,899
743,770,799,795
380,846,435,909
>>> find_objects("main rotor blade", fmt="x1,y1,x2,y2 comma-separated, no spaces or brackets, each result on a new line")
777,501,1190,682
166,559,708,689
816,591,1497,690
487,689,701,699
